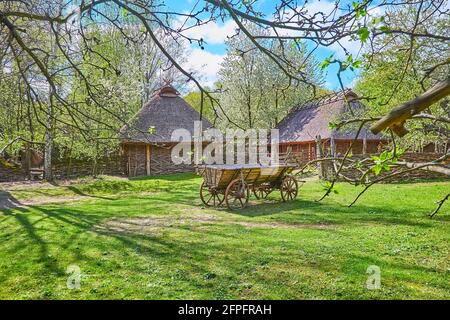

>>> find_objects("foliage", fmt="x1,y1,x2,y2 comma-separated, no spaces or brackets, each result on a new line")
0,18,187,161
371,147,405,176
184,90,217,124
354,4,450,149
216,24,324,129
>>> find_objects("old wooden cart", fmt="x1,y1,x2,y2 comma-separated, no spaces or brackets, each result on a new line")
199,164,299,210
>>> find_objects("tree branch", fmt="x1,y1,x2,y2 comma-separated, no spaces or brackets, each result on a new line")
370,77,450,136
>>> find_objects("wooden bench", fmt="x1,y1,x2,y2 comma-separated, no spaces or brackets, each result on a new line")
29,168,44,180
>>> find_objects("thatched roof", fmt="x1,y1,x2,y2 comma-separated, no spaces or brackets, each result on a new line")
276,90,381,143
119,86,213,143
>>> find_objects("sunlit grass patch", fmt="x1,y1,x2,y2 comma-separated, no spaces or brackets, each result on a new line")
0,174,448,299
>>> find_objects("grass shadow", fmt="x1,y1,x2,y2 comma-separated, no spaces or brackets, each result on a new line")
129,173,198,182
66,186,116,201
0,191,23,210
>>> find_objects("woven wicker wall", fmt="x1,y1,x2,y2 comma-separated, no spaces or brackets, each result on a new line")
123,143,194,177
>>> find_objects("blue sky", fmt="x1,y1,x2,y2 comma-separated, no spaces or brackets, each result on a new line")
164,0,379,90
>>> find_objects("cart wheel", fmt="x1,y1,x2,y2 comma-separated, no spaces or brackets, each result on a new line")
225,179,249,210
200,181,224,207
280,176,298,201
253,184,272,200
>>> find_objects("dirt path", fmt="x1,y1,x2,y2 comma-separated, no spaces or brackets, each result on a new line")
0,178,110,210
0,179,73,191
94,214,335,235
0,191,87,210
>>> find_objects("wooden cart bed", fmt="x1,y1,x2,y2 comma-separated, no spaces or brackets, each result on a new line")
199,164,299,210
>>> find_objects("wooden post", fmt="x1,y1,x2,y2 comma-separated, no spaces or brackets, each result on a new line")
362,137,367,155
330,136,336,157
329,136,339,176
308,142,311,161
315,135,327,179
146,144,151,175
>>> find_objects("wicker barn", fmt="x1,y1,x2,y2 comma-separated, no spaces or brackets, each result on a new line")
276,90,387,161
119,85,213,177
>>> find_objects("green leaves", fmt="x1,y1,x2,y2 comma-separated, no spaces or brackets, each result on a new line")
351,1,371,40
370,16,390,33
371,16,385,25
350,59,362,70
371,151,391,175
353,1,367,19
357,27,370,43
379,25,390,33
320,51,363,73
341,54,363,72
149,126,155,135
328,121,338,129
320,53,335,70
371,160,388,176
371,147,405,176
322,181,339,194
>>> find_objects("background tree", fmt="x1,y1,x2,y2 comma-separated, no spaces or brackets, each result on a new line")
355,4,449,152
0,0,448,212
0,1,188,177
184,89,217,125
217,24,323,129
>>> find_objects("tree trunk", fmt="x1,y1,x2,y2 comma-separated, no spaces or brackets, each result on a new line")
44,93,53,181
44,25,55,181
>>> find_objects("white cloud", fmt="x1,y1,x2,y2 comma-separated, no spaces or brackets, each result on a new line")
281,0,338,21
183,49,225,87
278,0,385,59
179,0,385,88
177,19,237,45
172,17,233,88
324,81,335,90
327,3,386,59
304,0,338,16
348,76,359,89
271,1,342,40
329,36,362,59
367,6,384,17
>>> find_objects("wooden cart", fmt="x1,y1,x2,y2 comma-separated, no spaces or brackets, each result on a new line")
199,164,299,210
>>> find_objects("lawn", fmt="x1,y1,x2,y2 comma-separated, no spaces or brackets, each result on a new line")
0,174,449,299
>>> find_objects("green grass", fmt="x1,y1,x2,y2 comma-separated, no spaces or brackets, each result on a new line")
0,173,449,299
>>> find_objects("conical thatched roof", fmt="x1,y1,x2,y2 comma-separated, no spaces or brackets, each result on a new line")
119,86,213,143
277,90,381,143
